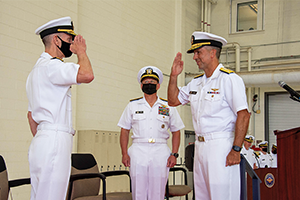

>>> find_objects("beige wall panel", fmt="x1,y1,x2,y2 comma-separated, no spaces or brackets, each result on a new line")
77,130,131,193
75,0,178,132
0,0,79,199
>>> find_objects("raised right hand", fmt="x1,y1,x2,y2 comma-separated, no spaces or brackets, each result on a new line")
70,34,86,55
171,52,184,77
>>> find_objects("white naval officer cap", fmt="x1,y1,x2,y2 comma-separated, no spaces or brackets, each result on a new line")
137,66,163,84
245,135,255,143
258,141,268,148
35,16,77,39
187,31,227,53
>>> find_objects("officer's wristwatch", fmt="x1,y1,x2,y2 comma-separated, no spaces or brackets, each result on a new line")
170,153,179,158
232,145,242,152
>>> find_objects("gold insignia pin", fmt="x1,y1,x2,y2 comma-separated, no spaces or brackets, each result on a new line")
146,68,153,74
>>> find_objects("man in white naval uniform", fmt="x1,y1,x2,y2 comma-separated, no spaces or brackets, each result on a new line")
118,66,185,200
257,141,272,168
168,31,250,200
26,17,94,200
241,135,258,169
270,144,277,168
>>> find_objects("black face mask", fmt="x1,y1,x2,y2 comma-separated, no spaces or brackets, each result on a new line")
142,83,157,95
57,36,73,58
262,147,268,153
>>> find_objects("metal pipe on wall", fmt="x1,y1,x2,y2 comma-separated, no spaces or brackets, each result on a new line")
204,0,208,32
223,42,241,72
201,0,204,31
239,70,300,87
248,48,252,71
207,0,211,33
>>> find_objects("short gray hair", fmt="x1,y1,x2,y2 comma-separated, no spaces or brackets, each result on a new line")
206,46,221,60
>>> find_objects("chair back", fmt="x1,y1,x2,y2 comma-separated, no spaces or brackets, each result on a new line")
0,155,9,200
69,153,101,200
166,167,192,200
185,144,194,171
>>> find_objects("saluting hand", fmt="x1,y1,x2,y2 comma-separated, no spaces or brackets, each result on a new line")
70,34,87,55
171,52,184,77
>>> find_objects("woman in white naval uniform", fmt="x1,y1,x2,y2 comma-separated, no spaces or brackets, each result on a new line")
26,17,94,200
118,66,185,200
168,32,250,200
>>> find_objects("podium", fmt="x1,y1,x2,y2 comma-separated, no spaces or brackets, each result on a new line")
247,168,277,200
274,127,300,200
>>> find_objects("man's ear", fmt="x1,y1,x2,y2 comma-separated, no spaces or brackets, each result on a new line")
210,48,216,58
53,35,61,47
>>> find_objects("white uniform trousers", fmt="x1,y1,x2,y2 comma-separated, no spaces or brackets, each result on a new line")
128,142,170,200
193,137,240,200
28,129,73,200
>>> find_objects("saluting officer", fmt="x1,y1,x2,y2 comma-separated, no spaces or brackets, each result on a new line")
168,31,250,200
118,66,184,200
26,17,94,200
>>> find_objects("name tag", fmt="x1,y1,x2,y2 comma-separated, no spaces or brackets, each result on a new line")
189,91,197,95
135,111,144,114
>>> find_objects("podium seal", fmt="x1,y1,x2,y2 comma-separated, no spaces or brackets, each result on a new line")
264,173,275,188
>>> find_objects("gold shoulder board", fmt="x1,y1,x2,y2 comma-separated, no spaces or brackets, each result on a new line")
130,97,143,102
220,67,235,74
160,97,168,102
194,73,205,79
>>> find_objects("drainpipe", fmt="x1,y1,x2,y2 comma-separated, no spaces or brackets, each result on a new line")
207,0,211,33
204,0,208,32
201,0,204,31
247,87,252,135
248,47,252,71
235,44,240,72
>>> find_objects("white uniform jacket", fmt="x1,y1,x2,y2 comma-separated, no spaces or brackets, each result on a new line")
26,52,79,130
118,96,184,139
258,152,272,168
241,146,258,168
270,152,278,168
178,64,248,136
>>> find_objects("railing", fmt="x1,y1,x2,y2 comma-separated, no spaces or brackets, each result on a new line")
240,154,261,200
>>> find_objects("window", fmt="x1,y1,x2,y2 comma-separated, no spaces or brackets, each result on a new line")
237,1,257,32
230,0,264,34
